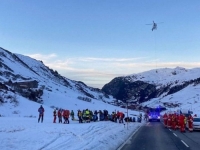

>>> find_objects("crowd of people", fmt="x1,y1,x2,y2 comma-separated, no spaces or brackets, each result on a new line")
162,112,194,132
37,105,142,124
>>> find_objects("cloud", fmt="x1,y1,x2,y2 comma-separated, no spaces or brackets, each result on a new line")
27,53,57,61
74,57,146,62
26,53,200,88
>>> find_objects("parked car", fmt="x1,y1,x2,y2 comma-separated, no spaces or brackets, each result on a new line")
192,117,200,130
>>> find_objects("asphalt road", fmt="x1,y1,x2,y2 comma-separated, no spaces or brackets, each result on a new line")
120,121,200,150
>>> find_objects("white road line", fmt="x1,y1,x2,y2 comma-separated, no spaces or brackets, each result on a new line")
181,140,189,148
173,133,177,137
169,129,172,131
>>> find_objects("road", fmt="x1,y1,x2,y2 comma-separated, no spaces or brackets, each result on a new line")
120,121,200,150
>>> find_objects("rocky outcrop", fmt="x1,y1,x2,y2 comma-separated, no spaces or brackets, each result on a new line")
102,77,157,103
102,75,200,104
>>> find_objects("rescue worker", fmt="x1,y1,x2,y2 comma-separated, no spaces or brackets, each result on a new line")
179,114,186,132
85,109,90,123
70,110,75,120
58,109,62,123
187,114,193,132
63,109,70,124
176,114,180,129
77,110,83,123
171,113,176,130
167,113,172,128
119,112,125,123
53,109,57,123
163,113,168,127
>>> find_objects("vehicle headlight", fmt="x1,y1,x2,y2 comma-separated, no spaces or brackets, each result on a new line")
158,116,160,119
149,116,152,119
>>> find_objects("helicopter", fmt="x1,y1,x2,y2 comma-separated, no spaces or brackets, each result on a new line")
146,21,163,31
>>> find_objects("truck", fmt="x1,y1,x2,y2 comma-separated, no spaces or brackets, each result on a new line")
148,108,160,122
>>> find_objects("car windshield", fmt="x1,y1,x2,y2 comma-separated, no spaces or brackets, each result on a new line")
149,108,160,114
194,118,200,122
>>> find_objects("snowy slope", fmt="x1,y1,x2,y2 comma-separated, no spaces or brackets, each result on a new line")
0,89,143,150
0,47,120,113
126,67,200,87
0,46,144,150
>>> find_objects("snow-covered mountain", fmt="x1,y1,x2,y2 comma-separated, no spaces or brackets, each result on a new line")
0,47,145,150
1,46,200,116
0,47,127,117
102,67,200,113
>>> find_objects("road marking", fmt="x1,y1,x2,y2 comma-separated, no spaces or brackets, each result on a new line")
181,140,189,148
169,129,172,131
173,133,177,137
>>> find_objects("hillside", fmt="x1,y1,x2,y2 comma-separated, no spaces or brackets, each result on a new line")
0,47,128,117
102,67,200,113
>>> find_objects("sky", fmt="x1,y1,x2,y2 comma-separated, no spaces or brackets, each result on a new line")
0,0,200,88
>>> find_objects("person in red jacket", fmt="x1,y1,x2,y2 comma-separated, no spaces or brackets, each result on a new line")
58,109,62,123
63,109,70,124
38,105,45,123
187,114,193,132
171,113,177,130
119,112,125,123
167,114,172,128
179,114,186,132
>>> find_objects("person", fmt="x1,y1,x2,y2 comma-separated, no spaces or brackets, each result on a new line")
53,109,57,123
70,110,75,120
144,113,148,121
188,114,193,132
77,110,83,123
38,105,44,123
163,113,168,127
85,109,90,123
63,109,70,124
58,109,62,123
119,112,125,123
171,113,177,130
93,110,98,122
179,114,186,132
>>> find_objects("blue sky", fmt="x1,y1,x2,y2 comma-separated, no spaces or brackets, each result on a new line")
0,0,200,88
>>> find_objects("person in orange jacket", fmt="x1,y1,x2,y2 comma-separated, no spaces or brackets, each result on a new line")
171,113,177,130
63,109,70,124
119,112,125,123
179,114,186,132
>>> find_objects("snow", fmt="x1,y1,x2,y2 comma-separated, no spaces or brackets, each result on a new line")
1,48,200,149
141,83,200,116
0,117,142,150
127,67,200,86
0,94,143,150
